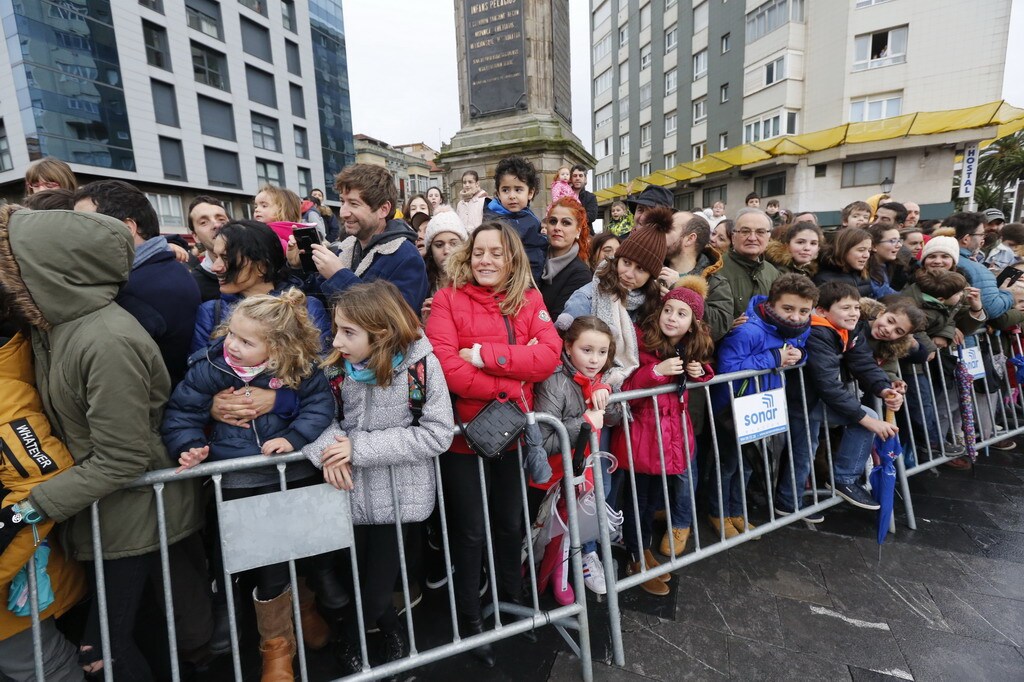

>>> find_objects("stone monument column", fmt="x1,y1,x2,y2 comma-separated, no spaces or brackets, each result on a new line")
437,0,595,210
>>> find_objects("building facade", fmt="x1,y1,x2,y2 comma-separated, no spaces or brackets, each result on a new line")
591,0,1013,224
0,0,354,231
354,134,444,205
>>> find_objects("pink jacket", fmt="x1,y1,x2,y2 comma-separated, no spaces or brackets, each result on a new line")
611,337,714,475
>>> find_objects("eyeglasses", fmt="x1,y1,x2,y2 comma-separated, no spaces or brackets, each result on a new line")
735,228,771,238
971,231,986,237
878,238,903,246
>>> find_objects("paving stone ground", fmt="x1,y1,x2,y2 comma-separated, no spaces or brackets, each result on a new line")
189,448,1024,681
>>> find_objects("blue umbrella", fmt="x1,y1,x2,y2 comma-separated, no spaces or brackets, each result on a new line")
869,426,901,551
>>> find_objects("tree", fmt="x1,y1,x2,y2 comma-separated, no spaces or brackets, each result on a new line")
973,183,1009,213
979,131,1024,190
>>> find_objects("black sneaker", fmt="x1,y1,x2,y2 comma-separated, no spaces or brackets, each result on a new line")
380,628,408,664
829,483,881,510
334,640,364,676
925,441,966,458
774,502,824,523
425,548,451,590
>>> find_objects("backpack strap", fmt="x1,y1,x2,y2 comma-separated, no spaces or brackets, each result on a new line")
407,358,427,427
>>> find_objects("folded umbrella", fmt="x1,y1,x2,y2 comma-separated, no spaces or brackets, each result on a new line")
523,412,552,484
954,347,977,461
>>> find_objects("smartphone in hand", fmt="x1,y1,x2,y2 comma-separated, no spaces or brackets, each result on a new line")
293,227,322,272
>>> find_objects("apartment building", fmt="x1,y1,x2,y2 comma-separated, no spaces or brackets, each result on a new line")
591,0,1013,223
0,0,354,231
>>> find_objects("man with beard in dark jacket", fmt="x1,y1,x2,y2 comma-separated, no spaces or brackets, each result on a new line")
571,164,599,228
186,195,230,301
307,164,428,312
73,180,200,386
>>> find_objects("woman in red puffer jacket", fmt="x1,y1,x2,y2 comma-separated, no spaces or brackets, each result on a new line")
425,221,560,665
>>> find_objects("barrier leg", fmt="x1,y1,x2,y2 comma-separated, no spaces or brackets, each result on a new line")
90,502,114,682
153,483,180,682
895,446,917,530
589,430,624,667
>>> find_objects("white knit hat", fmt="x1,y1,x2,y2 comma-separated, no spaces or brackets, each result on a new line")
423,211,469,245
919,236,960,265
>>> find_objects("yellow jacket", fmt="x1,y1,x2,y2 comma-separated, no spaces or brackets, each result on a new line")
0,332,85,639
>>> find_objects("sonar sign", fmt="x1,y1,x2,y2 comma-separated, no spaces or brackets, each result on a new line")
734,389,789,444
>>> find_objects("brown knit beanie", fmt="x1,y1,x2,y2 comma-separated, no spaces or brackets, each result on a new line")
616,206,673,277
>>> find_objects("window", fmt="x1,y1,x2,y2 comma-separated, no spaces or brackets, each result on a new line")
755,171,786,197
593,1,611,26
246,66,276,106
746,0,804,43
251,114,280,151
619,133,630,153
619,25,628,47
596,104,613,126
719,132,729,150
665,111,677,135
693,50,708,80
0,123,12,172
693,2,709,32
619,61,629,83
665,68,677,95
146,192,184,226
151,80,179,127
765,56,786,85
850,92,903,122
290,84,305,118
640,123,652,147
256,159,283,186
640,4,651,29
640,44,652,70
594,33,612,62
619,94,629,115
205,147,241,187
294,127,308,158
143,21,171,70
298,168,312,198
640,161,651,176
595,137,611,157
282,0,296,31
703,185,727,206
186,0,222,40
192,43,229,89
720,83,729,103
744,110,796,143
285,41,301,76
139,0,163,11
841,157,896,187
692,142,705,160
640,83,652,108
721,33,731,53
675,192,694,211
596,170,614,190
159,137,186,180
664,152,676,168
239,0,266,16
594,69,613,96
854,26,908,71
814,164,827,177
620,170,629,184
240,17,272,61
197,96,235,140
665,27,677,53
693,97,707,122
856,0,893,6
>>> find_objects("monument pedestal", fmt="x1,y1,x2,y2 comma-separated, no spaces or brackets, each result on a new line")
438,0,595,208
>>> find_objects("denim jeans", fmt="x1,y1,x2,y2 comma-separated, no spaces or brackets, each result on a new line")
621,472,661,561
776,403,877,510
708,420,752,518
669,465,697,529
903,366,941,456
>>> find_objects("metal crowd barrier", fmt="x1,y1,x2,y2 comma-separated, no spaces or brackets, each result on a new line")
894,329,1024,529
589,363,846,668
19,415,593,682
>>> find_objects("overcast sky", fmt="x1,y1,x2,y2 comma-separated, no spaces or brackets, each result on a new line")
343,0,1023,153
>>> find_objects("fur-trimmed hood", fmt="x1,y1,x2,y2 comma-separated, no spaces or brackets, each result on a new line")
859,297,914,364
0,206,134,331
764,239,818,278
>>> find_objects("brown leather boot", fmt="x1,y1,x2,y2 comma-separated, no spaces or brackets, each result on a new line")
253,589,295,682
626,561,670,596
298,582,330,650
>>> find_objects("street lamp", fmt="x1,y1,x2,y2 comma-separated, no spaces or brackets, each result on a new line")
880,177,894,194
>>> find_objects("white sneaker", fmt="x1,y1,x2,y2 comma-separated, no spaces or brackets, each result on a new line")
581,551,607,595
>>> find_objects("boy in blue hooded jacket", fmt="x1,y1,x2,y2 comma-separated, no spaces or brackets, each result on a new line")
709,274,814,537
482,156,548,282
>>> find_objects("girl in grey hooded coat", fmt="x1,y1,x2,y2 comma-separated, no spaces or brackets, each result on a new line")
304,281,453,672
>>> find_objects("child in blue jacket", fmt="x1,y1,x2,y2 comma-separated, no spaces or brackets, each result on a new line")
482,155,548,282
710,274,815,537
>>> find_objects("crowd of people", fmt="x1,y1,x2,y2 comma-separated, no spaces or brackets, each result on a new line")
0,153,1021,681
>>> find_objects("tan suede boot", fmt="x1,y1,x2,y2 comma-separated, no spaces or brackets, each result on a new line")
297,581,330,650
253,589,296,682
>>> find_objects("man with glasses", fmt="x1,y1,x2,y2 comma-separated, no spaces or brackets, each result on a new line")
950,212,1020,319
705,208,780,341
